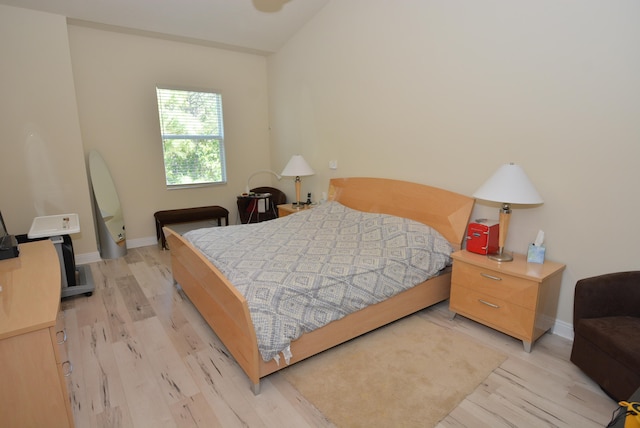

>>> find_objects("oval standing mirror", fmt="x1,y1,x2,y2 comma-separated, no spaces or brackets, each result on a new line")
89,150,127,258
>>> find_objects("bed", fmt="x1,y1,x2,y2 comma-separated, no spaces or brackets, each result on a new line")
164,177,474,393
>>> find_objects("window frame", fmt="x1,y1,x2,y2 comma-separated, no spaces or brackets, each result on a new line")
155,86,227,189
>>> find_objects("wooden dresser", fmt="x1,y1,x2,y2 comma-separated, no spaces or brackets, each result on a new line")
0,240,74,428
449,250,565,352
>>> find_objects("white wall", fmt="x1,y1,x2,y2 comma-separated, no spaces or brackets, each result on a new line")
268,0,640,329
67,25,271,246
2,1,638,332
0,5,96,253
1,5,273,257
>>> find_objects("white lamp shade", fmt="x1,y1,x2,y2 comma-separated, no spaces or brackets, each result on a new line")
473,163,543,205
281,155,315,177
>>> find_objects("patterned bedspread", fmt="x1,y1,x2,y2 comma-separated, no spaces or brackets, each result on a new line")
183,201,454,362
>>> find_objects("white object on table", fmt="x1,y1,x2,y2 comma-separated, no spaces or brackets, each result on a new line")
28,213,80,239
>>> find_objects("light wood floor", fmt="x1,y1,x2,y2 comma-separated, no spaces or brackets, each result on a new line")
60,245,617,428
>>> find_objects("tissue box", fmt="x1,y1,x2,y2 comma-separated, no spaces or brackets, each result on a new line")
527,244,546,264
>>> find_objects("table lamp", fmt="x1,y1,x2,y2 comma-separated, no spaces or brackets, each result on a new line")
473,163,543,262
281,155,315,207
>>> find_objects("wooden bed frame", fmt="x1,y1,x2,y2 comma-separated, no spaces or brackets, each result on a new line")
164,177,474,393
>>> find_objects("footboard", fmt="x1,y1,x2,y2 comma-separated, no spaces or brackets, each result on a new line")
163,227,262,393
256,268,453,379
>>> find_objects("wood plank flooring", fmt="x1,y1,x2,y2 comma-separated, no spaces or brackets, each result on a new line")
60,245,618,428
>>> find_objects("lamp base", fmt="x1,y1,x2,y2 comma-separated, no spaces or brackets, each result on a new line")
291,202,304,209
488,249,513,262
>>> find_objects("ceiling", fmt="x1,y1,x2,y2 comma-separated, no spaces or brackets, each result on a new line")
0,0,329,54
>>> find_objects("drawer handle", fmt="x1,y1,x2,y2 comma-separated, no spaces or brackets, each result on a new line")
56,329,67,345
480,273,502,281
62,360,73,377
478,299,500,309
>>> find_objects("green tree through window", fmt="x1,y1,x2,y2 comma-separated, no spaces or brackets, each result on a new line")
156,87,227,186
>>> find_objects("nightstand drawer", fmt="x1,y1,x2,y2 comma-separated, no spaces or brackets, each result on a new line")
451,261,538,310
450,285,535,340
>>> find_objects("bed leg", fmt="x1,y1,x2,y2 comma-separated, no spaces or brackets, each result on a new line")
251,381,261,395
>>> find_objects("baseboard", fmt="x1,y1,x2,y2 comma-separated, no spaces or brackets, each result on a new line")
76,235,158,265
126,236,158,249
552,318,574,341
75,252,101,265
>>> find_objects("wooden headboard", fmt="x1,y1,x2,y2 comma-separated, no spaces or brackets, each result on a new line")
327,177,474,250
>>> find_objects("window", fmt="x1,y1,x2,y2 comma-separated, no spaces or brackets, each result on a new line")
155,87,227,187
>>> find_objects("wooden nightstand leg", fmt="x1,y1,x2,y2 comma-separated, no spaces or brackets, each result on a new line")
448,311,457,321
523,340,532,353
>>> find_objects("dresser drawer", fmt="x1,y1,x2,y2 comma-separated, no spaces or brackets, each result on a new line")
450,285,535,340
51,312,68,362
451,261,538,310
50,312,72,378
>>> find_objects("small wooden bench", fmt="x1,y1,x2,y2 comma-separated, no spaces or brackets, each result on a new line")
154,205,229,249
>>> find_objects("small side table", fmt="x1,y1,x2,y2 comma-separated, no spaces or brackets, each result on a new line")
237,193,277,224
449,250,565,352
277,203,314,218
154,206,229,249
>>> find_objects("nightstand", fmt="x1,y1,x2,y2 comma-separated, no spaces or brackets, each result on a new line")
277,203,314,218
449,250,565,352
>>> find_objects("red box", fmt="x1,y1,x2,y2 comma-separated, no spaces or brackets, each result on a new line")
466,219,499,255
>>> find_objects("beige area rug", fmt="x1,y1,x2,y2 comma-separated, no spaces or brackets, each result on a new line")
281,315,507,427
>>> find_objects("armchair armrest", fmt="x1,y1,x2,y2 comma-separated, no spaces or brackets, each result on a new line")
573,271,640,326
